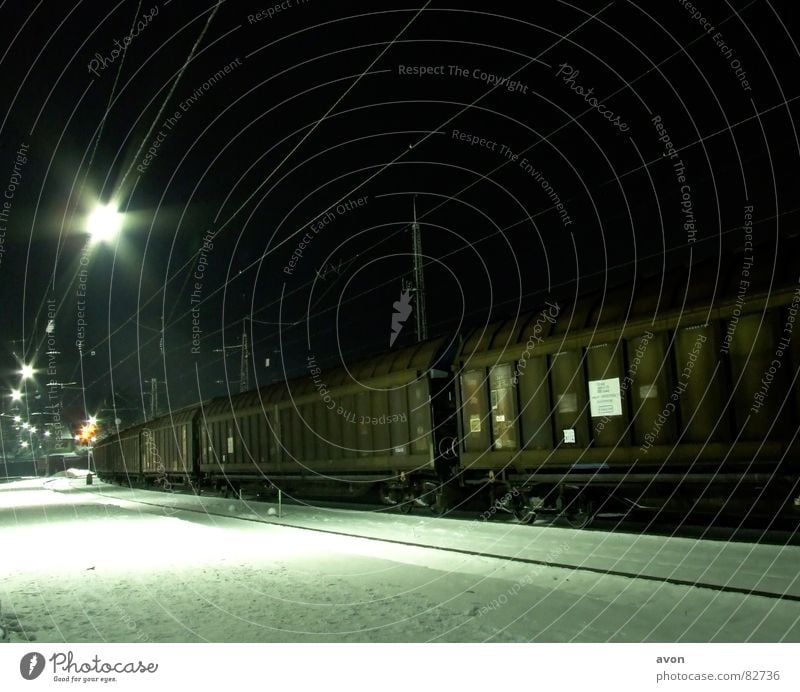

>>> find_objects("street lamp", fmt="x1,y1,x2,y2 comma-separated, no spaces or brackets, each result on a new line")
10,388,22,402
20,363,35,380
87,202,123,244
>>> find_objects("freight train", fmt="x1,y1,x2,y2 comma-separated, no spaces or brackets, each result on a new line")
94,244,800,527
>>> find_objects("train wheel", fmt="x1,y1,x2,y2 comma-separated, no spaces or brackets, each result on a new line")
430,486,450,515
565,497,595,529
514,506,536,524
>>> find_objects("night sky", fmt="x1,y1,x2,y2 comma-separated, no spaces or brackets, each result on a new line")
1,0,798,437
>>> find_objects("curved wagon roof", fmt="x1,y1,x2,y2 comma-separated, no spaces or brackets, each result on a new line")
458,236,800,366
200,336,451,419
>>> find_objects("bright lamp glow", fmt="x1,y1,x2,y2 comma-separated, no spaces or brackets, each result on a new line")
13,415,21,423
87,203,123,243
79,422,98,443
44,430,51,437
88,415,98,426
20,364,34,379
11,389,22,401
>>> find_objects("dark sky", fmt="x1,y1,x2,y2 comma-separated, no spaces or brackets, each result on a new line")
1,0,798,434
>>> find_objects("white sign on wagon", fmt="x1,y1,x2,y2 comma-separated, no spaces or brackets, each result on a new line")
588,377,622,417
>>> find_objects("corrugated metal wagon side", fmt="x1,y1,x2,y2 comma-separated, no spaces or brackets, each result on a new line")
140,405,201,487
196,384,286,493
194,338,457,508
92,424,144,486
453,245,800,525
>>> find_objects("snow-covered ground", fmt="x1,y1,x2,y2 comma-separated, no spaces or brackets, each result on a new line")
1,477,798,642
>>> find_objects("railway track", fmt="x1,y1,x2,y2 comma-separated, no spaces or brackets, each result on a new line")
80,483,800,604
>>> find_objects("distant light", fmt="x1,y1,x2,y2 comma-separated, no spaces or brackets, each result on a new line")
87,202,123,243
11,389,22,401
29,427,36,434
20,441,28,448
20,364,35,380
13,415,21,423
22,422,29,430
74,435,80,442
79,422,98,444
88,415,98,426
90,436,96,444
44,430,51,437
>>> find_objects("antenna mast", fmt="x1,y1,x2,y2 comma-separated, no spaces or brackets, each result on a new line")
239,318,249,394
212,316,250,393
411,196,428,342
149,378,158,419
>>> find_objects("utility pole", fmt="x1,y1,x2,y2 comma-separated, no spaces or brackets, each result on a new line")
411,196,428,342
145,378,167,420
239,318,249,394
149,378,158,419
213,317,250,393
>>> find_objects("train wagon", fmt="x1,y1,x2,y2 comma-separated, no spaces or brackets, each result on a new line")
93,423,145,485
197,338,457,506
453,247,800,525
92,237,800,528
197,383,285,492
140,406,200,488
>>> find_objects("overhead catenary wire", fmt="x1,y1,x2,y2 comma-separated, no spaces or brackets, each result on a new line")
24,2,225,419
69,0,778,371
116,1,223,199
44,2,797,413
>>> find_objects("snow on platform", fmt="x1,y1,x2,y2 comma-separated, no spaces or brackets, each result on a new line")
1,478,799,643
68,480,800,599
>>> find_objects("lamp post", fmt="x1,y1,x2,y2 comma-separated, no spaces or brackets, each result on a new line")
72,199,125,468
8,363,39,474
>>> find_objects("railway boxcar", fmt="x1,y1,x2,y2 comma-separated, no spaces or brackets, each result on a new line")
197,338,457,507
140,406,200,488
453,250,800,525
94,240,800,529
93,423,145,485
197,384,285,491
